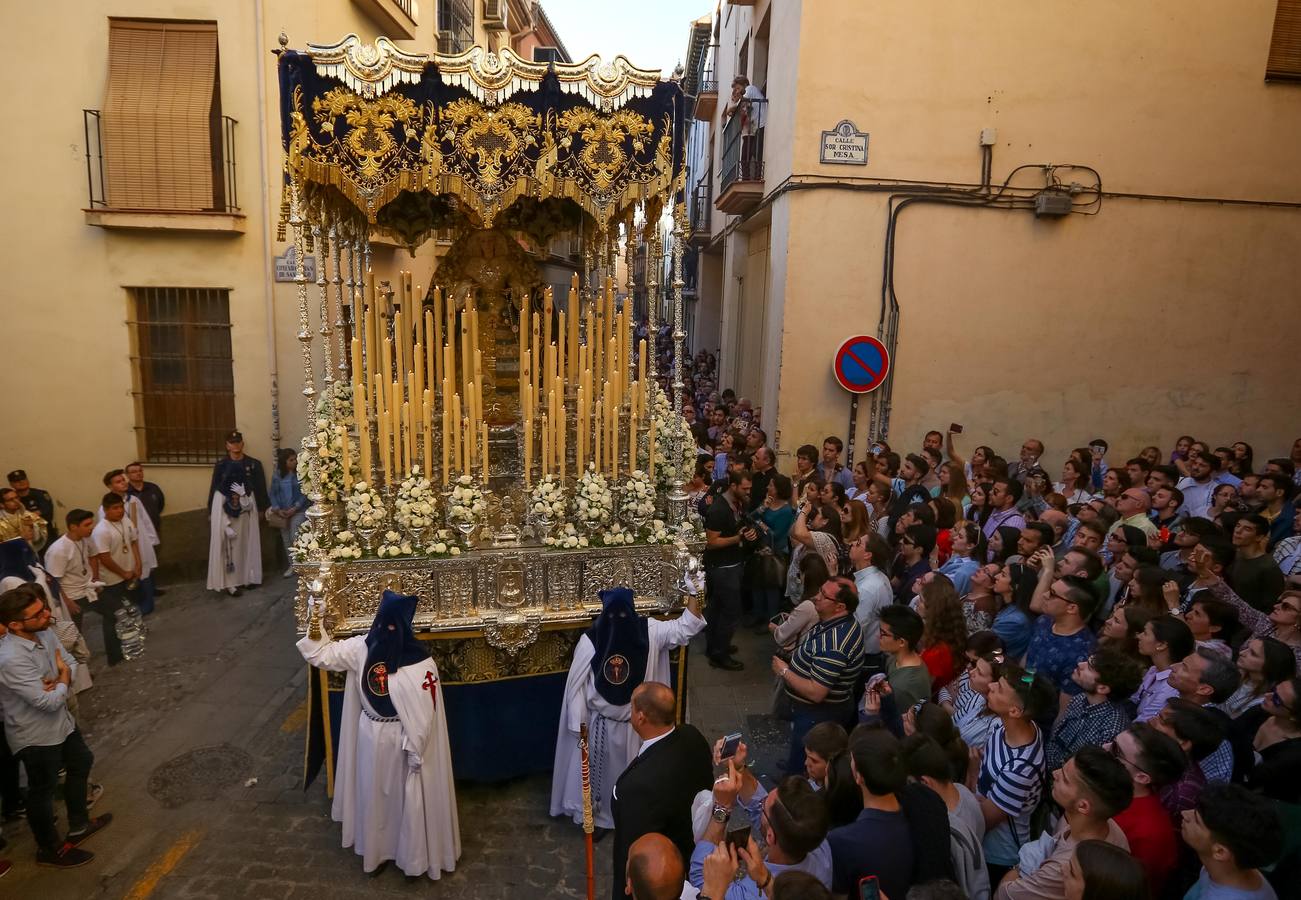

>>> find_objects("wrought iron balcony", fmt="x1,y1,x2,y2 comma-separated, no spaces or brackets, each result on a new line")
83,109,242,232
689,181,712,246
717,98,766,215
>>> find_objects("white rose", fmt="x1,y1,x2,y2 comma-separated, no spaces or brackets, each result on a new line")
450,547,461,556
386,530,399,541
401,542,413,554
533,501,546,513
579,537,589,547
432,541,447,553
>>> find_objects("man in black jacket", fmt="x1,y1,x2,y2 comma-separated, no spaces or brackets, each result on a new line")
610,682,712,900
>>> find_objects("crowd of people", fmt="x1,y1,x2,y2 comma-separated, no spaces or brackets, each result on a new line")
664,372,1300,900
0,432,312,875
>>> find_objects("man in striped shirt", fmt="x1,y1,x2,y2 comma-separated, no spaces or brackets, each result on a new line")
772,577,864,776
975,665,1055,884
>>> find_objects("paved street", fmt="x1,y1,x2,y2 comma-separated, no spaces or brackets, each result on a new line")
3,579,782,899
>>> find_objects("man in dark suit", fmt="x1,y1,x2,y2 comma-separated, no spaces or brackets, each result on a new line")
610,682,713,900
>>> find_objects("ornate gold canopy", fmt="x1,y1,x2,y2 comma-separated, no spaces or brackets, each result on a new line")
278,35,685,248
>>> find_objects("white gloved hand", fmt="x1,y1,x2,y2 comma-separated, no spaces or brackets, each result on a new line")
681,568,706,597
231,483,247,497
406,750,422,772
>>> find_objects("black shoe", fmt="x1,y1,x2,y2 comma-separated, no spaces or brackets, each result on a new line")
153,588,167,597
1,804,24,824
247,582,261,589
0,857,10,878
367,861,389,878
709,656,744,671
68,813,112,846
36,843,94,868
592,827,611,843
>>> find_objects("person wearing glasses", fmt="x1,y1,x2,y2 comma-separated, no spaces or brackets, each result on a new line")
0,585,112,869
1242,675,1301,804
1108,724,1187,897
1111,488,1159,542
1180,543,1301,669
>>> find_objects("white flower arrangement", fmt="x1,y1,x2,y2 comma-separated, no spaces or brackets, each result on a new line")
544,522,590,549
446,474,485,525
649,383,696,492
601,522,636,546
344,482,385,530
328,529,363,560
425,528,456,557
290,527,320,561
644,518,675,545
297,381,359,503
376,529,413,559
394,469,439,532
574,465,614,527
528,474,567,521
621,469,656,522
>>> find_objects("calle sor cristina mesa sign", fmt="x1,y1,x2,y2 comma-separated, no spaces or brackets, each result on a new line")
820,120,869,166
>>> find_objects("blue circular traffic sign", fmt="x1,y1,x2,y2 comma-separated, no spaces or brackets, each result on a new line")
833,336,890,394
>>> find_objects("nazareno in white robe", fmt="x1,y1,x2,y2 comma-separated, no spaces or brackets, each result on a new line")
205,488,260,591
297,628,460,879
549,606,707,830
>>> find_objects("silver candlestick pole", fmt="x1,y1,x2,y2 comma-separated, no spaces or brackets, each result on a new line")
666,201,689,531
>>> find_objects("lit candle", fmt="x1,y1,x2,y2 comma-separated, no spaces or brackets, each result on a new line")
628,393,637,474
558,390,566,483
576,385,585,475
481,422,489,482
557,310,566,396
402,400,413,478
467,380,477,462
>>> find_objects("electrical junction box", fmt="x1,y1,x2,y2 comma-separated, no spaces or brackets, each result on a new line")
1034,191,1073,217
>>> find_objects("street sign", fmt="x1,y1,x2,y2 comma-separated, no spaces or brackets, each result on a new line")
820,120,870,166
833,335,890,394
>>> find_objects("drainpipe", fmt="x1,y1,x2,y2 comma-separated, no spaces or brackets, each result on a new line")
253,0,282,451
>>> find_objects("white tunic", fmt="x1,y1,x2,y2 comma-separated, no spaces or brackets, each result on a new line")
297,629,460,879
205,489,261,591
549,606,706,830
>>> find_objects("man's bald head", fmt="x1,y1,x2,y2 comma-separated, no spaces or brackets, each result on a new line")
625,833,684,900
631,682,676,727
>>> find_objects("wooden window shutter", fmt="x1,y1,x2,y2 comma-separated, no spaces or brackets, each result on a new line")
104,20,219,210
1268,0,1301,82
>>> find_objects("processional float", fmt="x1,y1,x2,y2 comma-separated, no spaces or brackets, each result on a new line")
277,35,703,783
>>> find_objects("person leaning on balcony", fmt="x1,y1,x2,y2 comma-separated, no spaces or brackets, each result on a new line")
723,76,767,180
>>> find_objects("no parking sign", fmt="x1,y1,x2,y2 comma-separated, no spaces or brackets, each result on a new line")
833,335,890,394
832,335,891,465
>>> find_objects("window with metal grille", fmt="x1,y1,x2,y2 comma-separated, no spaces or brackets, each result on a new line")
131,288,236,463
1268,0,1301,82
103,19,230,211
438,0,475,53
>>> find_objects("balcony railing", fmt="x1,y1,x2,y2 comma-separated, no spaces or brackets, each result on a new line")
84,109,239,213
719,98,767,192
690,181,712,240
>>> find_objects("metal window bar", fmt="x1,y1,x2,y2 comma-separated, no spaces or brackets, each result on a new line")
395,0,415,20
720,98,767,192
83,109,239,212
130,287,236,463
438,0,475,51
222,116,239,212
83,109,107,208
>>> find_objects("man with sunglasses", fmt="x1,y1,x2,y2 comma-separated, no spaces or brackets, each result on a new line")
1111,488,1159,540
1108,724,1187,897
0,586,111,869
1045,649,1142,772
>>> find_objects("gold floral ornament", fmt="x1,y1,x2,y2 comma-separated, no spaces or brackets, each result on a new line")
434,100,541,227
313,89,421,183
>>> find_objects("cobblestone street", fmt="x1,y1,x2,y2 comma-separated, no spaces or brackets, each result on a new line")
3,579,778,899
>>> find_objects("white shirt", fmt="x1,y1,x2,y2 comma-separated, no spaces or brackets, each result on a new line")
853,565,894,655
91,517,137,586
44,534,95,600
